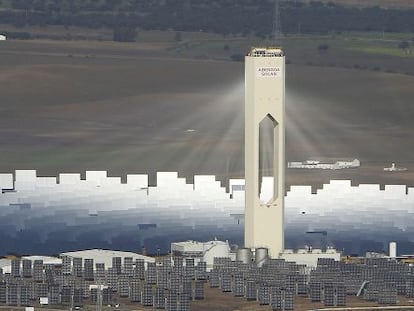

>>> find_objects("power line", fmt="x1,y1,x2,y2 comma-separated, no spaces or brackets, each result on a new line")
272,0,282,44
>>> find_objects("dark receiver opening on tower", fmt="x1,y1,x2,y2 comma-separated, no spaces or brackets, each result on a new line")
259,114,278,204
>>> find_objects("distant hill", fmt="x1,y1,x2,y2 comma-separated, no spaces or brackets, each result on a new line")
0,0,413,39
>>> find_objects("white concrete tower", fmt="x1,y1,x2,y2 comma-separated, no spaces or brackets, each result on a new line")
245,47,285,258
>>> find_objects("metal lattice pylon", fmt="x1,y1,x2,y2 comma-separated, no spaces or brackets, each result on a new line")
272,0,282,44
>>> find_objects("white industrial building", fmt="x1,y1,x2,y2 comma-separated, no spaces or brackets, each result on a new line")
0,34,6,41
281,248,341,268
171,240,230,270
0,255,61,274
389,241,397,258
384,163,407,172
0,251,155,274
60,249,154,268
288,159,360,170
0,258,12,273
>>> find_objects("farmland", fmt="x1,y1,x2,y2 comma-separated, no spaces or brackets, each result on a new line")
0,31,413,189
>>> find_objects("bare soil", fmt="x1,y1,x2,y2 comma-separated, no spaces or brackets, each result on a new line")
192,287,414,310
0,39,413,188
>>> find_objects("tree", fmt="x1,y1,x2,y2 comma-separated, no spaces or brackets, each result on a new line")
398,41,410,55
230,53,244,62
398,41,409,50
317,43,329,54
174,31,182,42
113,27,137,42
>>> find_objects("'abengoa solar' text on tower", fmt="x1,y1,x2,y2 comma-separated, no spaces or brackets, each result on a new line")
245,47,285,258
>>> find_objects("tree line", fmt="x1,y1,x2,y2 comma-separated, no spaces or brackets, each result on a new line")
0,0,413,40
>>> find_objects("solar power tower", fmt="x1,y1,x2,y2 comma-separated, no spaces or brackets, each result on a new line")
244,47,285,258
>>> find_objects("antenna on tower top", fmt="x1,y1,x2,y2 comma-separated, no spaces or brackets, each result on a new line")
272,0,282,44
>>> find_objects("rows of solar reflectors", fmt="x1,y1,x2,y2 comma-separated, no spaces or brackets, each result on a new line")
1,256,414,310
210,257,303,310
0,256,207,311
208,257,414,310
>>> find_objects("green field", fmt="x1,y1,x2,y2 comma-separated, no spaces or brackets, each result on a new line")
320,0,414,8
349,46,414,58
